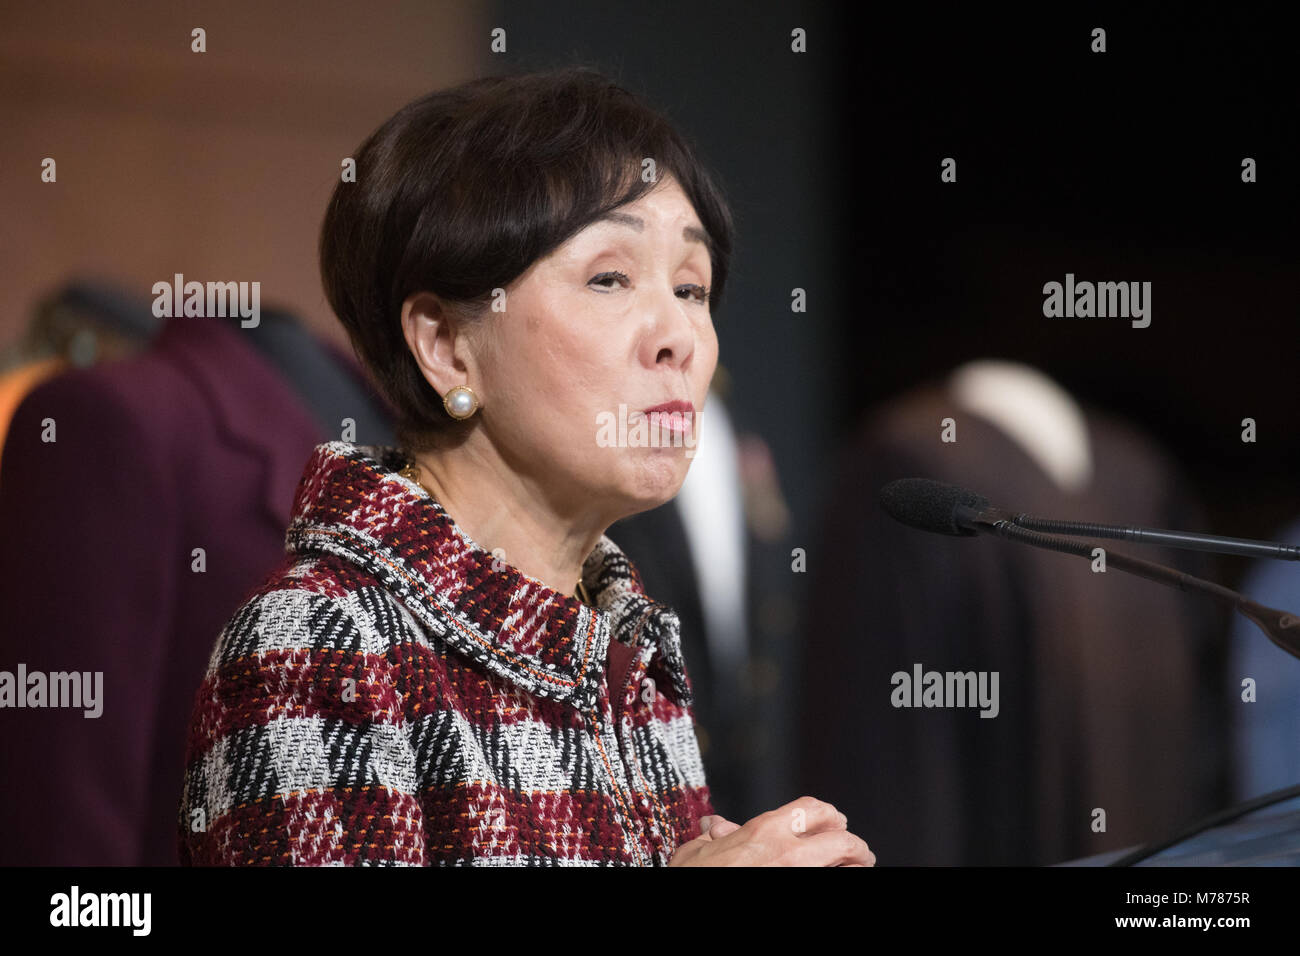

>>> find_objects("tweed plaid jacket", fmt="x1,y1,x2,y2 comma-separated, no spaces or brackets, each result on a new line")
178,441,714,865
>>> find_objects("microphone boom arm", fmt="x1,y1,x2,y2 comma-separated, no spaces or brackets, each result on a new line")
1007,512,1300,562
956,506,1300,661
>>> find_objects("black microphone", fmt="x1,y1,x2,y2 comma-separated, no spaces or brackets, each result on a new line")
878,478,1000,537
878,477,988,537
878,478,1300,662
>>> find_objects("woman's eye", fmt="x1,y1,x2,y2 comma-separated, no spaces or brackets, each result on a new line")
589,270,630,290
588,272,711,304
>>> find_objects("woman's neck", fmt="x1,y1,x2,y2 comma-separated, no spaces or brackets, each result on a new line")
409,441,608,599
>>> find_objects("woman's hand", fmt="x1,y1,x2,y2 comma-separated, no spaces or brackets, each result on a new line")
668,796,876,867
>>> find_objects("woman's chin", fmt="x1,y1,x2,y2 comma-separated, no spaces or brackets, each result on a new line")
614,458,690,512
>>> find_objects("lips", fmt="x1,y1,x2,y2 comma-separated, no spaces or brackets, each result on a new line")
642,400,694,416
641,400,695,434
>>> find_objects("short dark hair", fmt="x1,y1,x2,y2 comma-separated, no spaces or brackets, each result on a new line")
319,67,736,452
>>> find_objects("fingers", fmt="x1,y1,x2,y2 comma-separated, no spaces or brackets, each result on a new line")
683,798,874,867
667,840,700,866
670,815,740,865
787,828,876,867
707,818,742,839
698,814,741,840
764,796,848,839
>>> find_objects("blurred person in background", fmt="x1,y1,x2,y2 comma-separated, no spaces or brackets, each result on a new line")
797,360,1225,865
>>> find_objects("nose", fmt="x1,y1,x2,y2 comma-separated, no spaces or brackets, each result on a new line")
642,284,697,371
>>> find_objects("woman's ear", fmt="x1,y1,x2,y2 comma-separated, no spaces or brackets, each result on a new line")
400,291,477,396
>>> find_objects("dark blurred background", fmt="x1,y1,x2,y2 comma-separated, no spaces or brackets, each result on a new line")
834,6,1299,571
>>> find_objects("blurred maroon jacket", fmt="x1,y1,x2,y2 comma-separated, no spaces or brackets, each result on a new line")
0,314,389,865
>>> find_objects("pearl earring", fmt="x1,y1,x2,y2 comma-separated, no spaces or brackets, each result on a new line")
443,384,479,420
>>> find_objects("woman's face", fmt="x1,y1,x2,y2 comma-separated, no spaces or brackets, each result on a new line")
472,176,718,520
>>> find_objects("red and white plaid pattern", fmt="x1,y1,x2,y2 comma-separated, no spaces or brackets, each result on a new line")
178,442,713,865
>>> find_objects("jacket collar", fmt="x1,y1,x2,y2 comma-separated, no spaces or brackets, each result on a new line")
284,441,693,713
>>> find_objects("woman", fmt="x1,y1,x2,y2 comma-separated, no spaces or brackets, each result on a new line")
178,67,874,866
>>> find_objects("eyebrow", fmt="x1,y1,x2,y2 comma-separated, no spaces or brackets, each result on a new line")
593,210,711,248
